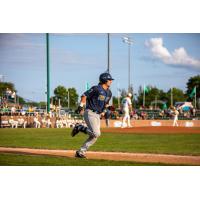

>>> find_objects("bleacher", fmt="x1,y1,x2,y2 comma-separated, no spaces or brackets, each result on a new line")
134,109,200,120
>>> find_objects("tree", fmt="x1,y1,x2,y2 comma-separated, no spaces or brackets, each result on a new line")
54,85,68,98
53,85,68,107
186,75,200,99
137,85,167,108
136,85,188,108
53,85,79,108
137,85,143,107
0,82,26,105
38,101,47,109
67,87,79,109
186,75,200,108
18,96,26,104
0,82,16,97
166,88,186,107
112,96,122,109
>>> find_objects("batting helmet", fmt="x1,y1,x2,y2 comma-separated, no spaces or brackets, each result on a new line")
127,93,132,97
99,73,114,84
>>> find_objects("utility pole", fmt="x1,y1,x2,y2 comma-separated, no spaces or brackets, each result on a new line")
107,33,113,106
122,36,133,93
68,89,70,109
46,33,50,113
107,33,110,73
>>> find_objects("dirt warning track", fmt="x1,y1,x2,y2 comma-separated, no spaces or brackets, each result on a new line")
0,147,200,165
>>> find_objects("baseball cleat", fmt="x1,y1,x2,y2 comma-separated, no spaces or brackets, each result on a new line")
71,124,80,137
75,151,86,158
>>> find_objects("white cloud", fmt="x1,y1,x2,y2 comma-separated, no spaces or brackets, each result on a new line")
146,37,200,70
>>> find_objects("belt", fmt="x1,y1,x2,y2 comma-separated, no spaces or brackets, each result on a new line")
88,109,101,114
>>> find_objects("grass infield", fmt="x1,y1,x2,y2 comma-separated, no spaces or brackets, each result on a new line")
0,128,200,156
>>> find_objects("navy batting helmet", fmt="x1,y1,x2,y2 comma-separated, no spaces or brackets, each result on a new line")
99,73,114,84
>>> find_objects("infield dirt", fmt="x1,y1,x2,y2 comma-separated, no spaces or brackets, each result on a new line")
0,147,200,165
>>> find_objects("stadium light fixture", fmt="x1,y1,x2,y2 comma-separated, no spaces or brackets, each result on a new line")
122,36,133,93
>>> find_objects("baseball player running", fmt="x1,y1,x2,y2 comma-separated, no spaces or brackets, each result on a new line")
71,72,114,158
121,93,133,128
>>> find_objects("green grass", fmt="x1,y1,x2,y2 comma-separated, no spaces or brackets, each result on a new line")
0,128,200,156
0,153,183,166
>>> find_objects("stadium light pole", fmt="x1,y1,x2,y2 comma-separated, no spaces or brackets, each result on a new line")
107,33,110,73
107,33,114,106
122,36,133,93
0,75,5,82
46,33,50,113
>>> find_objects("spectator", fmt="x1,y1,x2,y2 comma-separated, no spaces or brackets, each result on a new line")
33,114,41,128
61,117,68,128
20,108,26,116
114,111,120,119
46,116,52,128
18,116,27,128
9,116,18,128
141,111,147,120
1,105,8,115
56,117,63,128
28,106,34,113
159,110,164,118
41,117,47,128
132,110,139,120
149,105,153,110
6,88,12,98
11,91,16,99
11,106,16,116
67,118,74,128
178,107,183,114
191,108,196,117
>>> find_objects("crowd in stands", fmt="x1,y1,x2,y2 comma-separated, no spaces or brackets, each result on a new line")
0,95,87,128
8,116,27,128
1,105,199,128
1,112,86,129
1,88,200,129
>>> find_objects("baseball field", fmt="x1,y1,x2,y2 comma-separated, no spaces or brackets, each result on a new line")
0,127,200,166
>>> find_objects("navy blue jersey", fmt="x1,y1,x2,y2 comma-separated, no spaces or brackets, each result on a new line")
83,84,112,113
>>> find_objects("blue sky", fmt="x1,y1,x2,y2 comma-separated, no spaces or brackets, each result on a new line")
0,33,200,102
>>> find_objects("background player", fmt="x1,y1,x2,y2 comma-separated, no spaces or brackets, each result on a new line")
71,72,114,158
172,106,179,127
121,93,133,128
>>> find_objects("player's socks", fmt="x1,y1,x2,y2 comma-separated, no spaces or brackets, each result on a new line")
78,125,96,137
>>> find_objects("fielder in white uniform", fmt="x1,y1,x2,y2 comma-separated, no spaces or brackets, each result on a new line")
172,107,179,127
121,93,133,128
